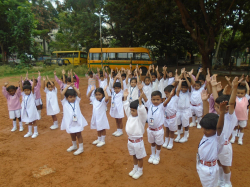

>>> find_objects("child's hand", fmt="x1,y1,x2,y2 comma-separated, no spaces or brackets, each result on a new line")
111,69,113,73
43,76,46,81
148,65,152,71
211,75,219,87
127,69,131,75
181,68,185,74
199,68,203,73
216,82,222,92
175,69,178,74
225,76,231,82
70,82,74,87
207,68,210,76
123,89,129,97
62,69,65,75
231,77,239,88
219,101,228,113
130,64,132,68
91,86,95,91
4,82,8,87
188,69,193,75
54,71,56,75
38,71,40,76
206,74,211,82
201,90,209,101
32,76,35,80
223,84,231,95
138,82,143,90
155,66,158,72
238,77,243,84
20,75,23,81
246,75,249,82
139,68,142,75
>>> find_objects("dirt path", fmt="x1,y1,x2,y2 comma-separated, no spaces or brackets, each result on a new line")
0,76,249,187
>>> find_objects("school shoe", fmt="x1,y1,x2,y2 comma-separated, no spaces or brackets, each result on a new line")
174,130,183,135
50,124,58,130
67,145,77,152
217,180,224,187
112,131,118,136
189,122,196,127
31,132,38,138
73,148,84,155
24,132,32,138
115,131,123,137
96,141,105,147
19,127,24,132
224,184,232,187
179,137,187,143
153,157,160,165
129,168,138,177
148,155,155,163
174,136,180,142
132,170,143,179
90,102,93,105
92,140,100,145
11,127,17,132
197,124,201,129
238,139,243,145
162,141,169,148
167,144,173,150
187,132,189,138
230,137,235,144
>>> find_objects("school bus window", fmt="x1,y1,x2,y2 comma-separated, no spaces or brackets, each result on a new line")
80,53,87,58
91,53,100,60
103,53,108,60
117,53,128,60
108,53,116,60
128,53,133,59
134,53,141,60
141,53,150,60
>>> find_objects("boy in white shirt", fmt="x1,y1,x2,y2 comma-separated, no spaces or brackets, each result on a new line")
147,65,160,92
123,90,147,180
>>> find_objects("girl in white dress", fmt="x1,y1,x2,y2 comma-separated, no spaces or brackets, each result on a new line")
61,84,88,156
125,69,140,103
88,86,110,147
98,68,111,96
110,73,124,137
42,76,60,130
20,76,40,138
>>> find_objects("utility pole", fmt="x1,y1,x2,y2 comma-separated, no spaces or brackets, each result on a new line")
99,13,103,68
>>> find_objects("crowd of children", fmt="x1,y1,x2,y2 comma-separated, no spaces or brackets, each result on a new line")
2,66,249,186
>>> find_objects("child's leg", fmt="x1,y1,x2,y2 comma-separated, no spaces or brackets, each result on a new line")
50,115,58,129
11,118,17,131
115,118,123,136
167,131,174,149
74,132,84,155
196,116,202,129
112,118,119,135
67,133,78,152
175,125,182,142
129,155,139,177
17,117,23,131
93,131,101,144
96,130,107,146
164,127,170,144
32,121,39,138
190,115,196,127
101,129,106,142
230,125,238,143
222,165,231,186
24,122,33,137
238,126,245,145
151,143,156,157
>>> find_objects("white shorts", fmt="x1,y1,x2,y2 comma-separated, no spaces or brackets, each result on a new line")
9,109,21,119
197,162,219,187
127,140,147,159
147,127,164,145
164,117,177,131
177,109,192,127
218,144,232,166
238,120,247,128
191,105,203,117
35,98,43,106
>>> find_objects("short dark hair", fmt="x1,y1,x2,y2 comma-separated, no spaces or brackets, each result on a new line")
195,81,201,86
237,85,247,93
181,80,188,87
164,85,174,92
34,79,38,83
67,77,72,83
88,71,93,75
130,78,137,84
23,80,31,86
151,72,157,77
95,87,104,96
65,89,77,98
113,82,121,88
200,113,219,130
100,73,104,78
7,85,17,92
61,75,68,80
130,99,139,109
144,76,150,82
215,95,230,104
159,72,163,77
23,85,31,91
151,90,162,98
46,81,54,87
121,73,126,78
198,74,205,81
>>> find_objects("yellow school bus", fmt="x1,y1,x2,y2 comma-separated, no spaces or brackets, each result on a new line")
52,51,88,65
88,47,155,73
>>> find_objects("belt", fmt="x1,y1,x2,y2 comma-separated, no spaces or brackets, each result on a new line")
190,102,201,106
149,125,163,131
200,160,217,167
166,114,176,119
129,137,143,143
224,140,230,145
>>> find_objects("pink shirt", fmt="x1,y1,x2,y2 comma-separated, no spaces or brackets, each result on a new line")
235,97,248,120
2,86,22,111
55,75,65,91
74,74,79,89
34,76,41,99
209,94,217,114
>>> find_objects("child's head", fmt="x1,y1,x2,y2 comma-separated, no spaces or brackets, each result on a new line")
113,82,121,94
164,85,175,98
237,85,247,98
198,74,205,86
121,73,126,81
23,85,32,95
194,81,201,90
130,78,137,87
181,80,189,93
200,113,219,137
168,71,173,78
94,87,105,101
73,76,77,83
67,77,71,84
46,81,54,91
34,79,38,87
144,76,151,85
88,71,93,78
151,91,162,106
61,75,68,81
100,73,104,80
215,95,230,115
151,73,157,82
112,72,116,78
23,80,31,86
7,85,17,96
65,89,77,103
130,99,139,117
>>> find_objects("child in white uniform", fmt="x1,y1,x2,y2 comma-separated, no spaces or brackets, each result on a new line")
167,71,175,86
162,81,181,150
142,76,152,102
158,70,168,99
197,102,228,187
141,90,165,165
110,73,124,137
61,84,88,155
42,76,60,130
147,65,160,92
189,72,204,128
125,70,140,103
123,91,147,180
34,72,42,119
88,86,110,147
86,70,97,104
20,76,40,138
98,72,111,97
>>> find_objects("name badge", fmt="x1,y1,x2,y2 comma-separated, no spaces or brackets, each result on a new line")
164,111,167,118
196,153,200,165
149,118,154,126
73,114,78,122
111,102,115,108
129,97,132,102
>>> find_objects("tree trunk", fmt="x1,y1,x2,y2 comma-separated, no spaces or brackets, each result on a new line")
202,53,211,72
190,51,194,64
0,43,5,63
224,48,232,66
43,38,46,54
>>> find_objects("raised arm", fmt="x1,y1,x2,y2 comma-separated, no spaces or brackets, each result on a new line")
71,83,81,98
211,75,220,101
61,85,70,100
118,72,123,89
2,82,9,98
123,88,129,101
163,89,174,107
163,66,167,80
201,90,209,116
184,72,191,90
155,66,160,81
87,86,95,99
176,79,183,97
70,69,73,83
246,79,249,95
20,76,23,91
42,76,46,90
188,70,195,86
31,76,35,94
46,76,55,88
228,77,238,114
225,76,232,87
217,101,227,136
196,68,203,80
104,85,109,102
125,70,130,85
206,68,212,95
62,69,66,84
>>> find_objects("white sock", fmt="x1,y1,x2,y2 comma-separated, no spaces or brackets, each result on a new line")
181,128,183,133
79,143,83,149
165,137,169,144
184,131,189,139
134,165,138,170
235,129,238,135
28,125,32,133
34,126,38,133
177,130,181,136
239,132,244,139
169,138,174,146
156,149,161,158
192,116,196,124
13,121,17,128
219,166,224,181
54,121,58,126
19,121,23,128
72,141,77,147
138,167,143,172
98,136,101,141
101,135,106,142
224,172,231,185
231,130,236,139
151,146,156,156
197,117,202,124
38,110,41,118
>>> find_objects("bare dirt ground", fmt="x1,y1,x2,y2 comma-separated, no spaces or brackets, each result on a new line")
0,75,249,187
